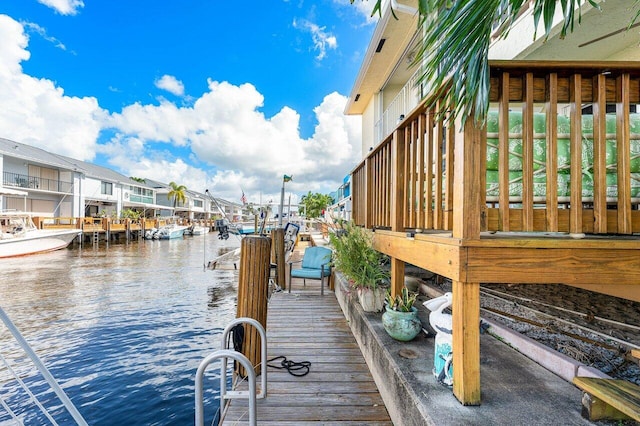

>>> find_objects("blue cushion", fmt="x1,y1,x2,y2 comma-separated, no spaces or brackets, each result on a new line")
300,247,332,270
291,267,331,279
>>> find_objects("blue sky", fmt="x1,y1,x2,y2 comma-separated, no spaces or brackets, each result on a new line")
0,0,377,204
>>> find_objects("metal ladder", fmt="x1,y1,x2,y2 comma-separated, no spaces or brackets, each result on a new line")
195,317,267,426
0,306,88,425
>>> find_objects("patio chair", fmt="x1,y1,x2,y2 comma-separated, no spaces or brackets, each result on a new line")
288,246,332,295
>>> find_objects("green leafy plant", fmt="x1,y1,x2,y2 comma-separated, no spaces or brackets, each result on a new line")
385,287,417,312
120,208,142,220
329,221,389,290
300,191,334,218
168,181,187,208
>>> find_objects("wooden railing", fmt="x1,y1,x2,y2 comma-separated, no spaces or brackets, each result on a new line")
36,217,148,233
34,217,77,230
353,61,640,236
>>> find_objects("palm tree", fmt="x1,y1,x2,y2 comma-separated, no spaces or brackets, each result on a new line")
363,0,640,125
300,191,334,218
167,181,187,209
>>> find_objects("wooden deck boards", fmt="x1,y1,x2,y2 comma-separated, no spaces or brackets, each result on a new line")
221,276,392,425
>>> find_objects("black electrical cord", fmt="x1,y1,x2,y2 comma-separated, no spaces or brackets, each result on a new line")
266,355,311,377
228,324,310,377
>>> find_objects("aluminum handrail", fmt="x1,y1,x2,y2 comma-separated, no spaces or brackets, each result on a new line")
220,317,267,399
195,351,257,426
194,317,267,426
0,306,88,426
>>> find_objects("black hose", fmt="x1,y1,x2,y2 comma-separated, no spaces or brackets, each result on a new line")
267,356,311,377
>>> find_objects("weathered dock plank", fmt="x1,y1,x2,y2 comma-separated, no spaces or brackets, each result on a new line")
220,276,392,425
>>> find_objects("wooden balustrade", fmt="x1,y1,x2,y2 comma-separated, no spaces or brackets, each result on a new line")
354,61,640,236
34,217,77,230
81,217,105,232
351,61,640,407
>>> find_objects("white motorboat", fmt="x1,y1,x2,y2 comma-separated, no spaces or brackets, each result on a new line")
187,225,210,236
0,212,80,258
156,224,189,239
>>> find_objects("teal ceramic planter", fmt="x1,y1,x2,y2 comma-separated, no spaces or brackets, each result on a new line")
381,306,421,342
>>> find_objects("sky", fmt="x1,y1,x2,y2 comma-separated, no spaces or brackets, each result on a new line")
0,0,378,205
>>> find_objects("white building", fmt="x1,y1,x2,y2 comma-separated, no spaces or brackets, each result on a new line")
0,137,236,220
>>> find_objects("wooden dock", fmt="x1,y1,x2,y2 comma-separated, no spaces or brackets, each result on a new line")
221,275,392,425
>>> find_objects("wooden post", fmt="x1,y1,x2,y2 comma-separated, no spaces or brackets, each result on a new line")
452,280,481,405
569,74,583,235
451,114,482,405
389,128,406,299
236,235,272,376
272,228,286,290
390,258,404,299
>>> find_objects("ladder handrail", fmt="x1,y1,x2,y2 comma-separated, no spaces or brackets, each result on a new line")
0,306,88,426
195,317,267,426
221,317,267,399
194,349,257,426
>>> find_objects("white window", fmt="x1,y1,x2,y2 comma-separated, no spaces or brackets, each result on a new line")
101,181,113,195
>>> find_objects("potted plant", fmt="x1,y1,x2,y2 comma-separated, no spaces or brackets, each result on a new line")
382,287,422,341
330,221,389,312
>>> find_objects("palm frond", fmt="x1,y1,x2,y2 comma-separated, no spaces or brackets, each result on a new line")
403,0,639,126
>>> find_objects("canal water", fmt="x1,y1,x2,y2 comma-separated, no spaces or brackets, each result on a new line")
0,234,241,425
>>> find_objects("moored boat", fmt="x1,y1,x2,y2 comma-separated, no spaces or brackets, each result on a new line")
185,225,210,236
156,224,189,239
0,211,80,258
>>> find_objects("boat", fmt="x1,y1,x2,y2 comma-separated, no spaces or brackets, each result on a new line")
0,211,80,258
185,225,210,236
155,224,189,239
233,222,275,235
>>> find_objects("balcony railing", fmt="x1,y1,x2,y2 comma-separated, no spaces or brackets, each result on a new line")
129,194,154,204
375,66,426,145
3,171,73,193
353,61,640,236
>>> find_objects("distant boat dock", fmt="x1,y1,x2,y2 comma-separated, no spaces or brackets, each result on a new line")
30,216,217,243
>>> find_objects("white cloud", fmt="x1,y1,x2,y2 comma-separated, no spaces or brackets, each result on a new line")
22,21,68,51
0,15,104,161
155,75,185,96
0,15,361,203
107,80,361,202
37,0,85,16
334,0,379,24
293,18,338,60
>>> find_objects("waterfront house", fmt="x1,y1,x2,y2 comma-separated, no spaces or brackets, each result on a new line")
144,179,212,220
121,179,167,218
210,196,243,222
40,157,170,219
1,137,238,224
64,159,148,219
327,174,352,221
185,189,208,220
345,0,640,405
1,137,80,216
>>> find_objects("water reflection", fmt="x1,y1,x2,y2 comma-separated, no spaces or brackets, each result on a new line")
0,234,240,425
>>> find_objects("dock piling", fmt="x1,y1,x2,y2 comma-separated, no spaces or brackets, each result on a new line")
236,235,271,377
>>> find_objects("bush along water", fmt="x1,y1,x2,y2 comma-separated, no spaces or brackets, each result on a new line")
330,221,389,312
